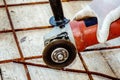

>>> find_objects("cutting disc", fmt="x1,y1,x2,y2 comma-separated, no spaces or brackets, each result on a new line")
43,39,77,69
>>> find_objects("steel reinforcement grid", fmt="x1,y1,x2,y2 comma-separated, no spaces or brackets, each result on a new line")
0,0,120,80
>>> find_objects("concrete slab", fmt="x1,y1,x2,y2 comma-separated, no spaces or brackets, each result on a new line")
0,33,20,61
0,8,11,30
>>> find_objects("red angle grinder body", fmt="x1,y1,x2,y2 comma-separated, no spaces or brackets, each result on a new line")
43,18,120,69
70,18,120,52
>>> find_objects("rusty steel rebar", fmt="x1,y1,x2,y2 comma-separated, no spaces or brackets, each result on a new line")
0,1,49,8
84,45,120,52
13,60,120,80
0,0,80,8
0,55,42,64
78,52,94,80
0,26,52,33
3,0,31,80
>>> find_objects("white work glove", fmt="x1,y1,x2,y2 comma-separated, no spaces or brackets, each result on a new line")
73,0,120,43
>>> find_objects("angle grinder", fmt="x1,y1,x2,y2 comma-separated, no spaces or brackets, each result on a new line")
42,0,120,69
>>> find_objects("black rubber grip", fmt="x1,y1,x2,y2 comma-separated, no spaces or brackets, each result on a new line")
49,0,64,21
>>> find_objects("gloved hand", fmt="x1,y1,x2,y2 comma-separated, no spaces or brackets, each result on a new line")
73,0,120,43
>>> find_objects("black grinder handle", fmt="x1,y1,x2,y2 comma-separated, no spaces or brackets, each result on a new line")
49,0,69,27
49,0,64,21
